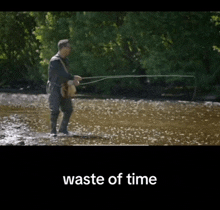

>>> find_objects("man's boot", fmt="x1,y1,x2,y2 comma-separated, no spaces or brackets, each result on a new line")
50,114,59,137
59,113,71,135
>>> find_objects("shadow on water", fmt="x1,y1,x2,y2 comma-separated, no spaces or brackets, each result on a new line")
1,92,220,145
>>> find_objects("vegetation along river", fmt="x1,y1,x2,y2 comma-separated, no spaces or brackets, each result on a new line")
0,93,220,145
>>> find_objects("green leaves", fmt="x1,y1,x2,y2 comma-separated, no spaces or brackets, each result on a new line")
35,11,220,92
1,11,220,93
0,12,40,82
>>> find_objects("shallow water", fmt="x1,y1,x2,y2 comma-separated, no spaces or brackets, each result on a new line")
0,93,220,145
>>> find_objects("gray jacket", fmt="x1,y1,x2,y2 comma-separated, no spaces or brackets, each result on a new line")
48,52,74,87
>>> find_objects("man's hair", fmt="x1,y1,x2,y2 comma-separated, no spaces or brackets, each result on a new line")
58,39,70,50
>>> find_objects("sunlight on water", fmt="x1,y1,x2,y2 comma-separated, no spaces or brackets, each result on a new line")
0,93,220,145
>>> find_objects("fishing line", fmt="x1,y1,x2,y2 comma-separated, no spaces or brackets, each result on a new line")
81,75,195,85
80,74,196,100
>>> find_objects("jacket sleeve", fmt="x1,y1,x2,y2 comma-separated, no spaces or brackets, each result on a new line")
49,59,74,83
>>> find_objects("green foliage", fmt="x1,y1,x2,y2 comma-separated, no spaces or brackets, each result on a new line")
0,12,40,84
2,11,220,95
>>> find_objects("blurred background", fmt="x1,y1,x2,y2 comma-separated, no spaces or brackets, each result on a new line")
1,11,220,100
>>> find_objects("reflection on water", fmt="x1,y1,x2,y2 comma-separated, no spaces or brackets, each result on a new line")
0,93,220,145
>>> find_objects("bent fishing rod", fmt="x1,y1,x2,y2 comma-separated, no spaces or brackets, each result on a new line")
80,74,195,85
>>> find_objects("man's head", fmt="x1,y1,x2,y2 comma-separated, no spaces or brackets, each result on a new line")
58,39,71,57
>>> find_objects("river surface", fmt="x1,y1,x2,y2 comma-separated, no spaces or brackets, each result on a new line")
0,93,220,145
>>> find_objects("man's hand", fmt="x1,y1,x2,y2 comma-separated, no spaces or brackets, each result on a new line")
73,75,82,86
74,75,82,81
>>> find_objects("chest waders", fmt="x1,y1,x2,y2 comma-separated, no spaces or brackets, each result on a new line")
48,57,73,136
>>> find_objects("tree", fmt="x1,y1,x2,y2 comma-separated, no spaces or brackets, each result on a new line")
0,12,40,85
124,12,220,89
7,11,219,95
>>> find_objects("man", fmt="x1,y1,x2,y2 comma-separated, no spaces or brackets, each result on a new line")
48,39,82,137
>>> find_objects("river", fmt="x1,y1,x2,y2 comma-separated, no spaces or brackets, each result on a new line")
0,93,220,145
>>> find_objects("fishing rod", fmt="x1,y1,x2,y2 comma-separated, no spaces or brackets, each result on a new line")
80,74,197,100
81,74,195,85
